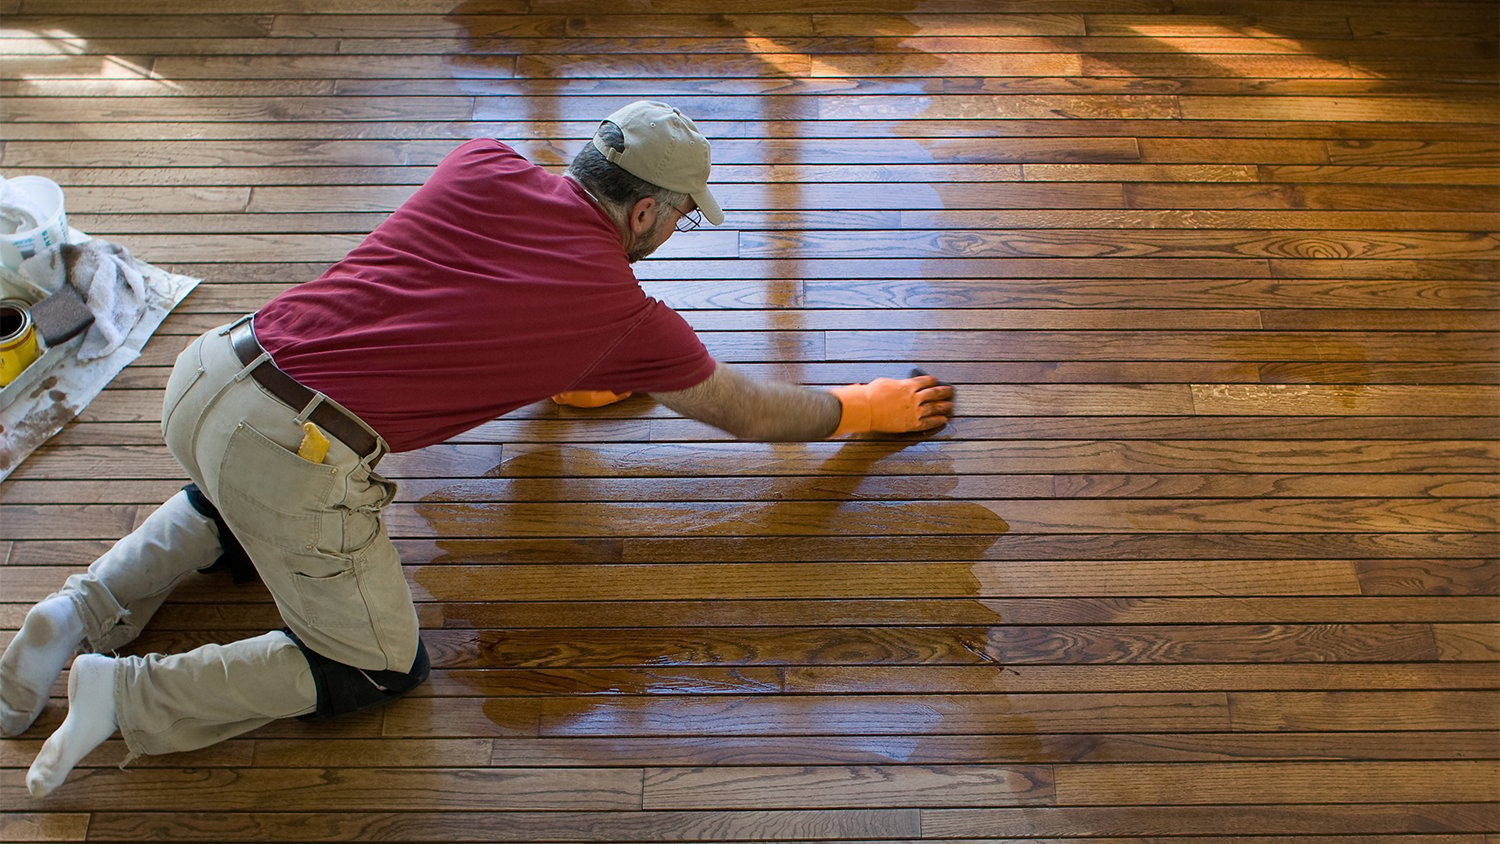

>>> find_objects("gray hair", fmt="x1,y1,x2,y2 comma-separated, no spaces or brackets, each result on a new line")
566,121,688,224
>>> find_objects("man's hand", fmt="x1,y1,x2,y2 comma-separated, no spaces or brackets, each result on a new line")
551,390,632,408
829,374,954,437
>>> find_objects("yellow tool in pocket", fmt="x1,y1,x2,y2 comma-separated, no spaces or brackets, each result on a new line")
297,421,331,464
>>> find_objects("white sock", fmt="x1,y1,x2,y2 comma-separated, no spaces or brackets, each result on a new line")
26,653,118,798
0,594,85,736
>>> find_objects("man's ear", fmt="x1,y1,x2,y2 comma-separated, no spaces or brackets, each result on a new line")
627,196,658,235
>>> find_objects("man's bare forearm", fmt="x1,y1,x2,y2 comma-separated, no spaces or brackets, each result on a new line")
651,361,841,441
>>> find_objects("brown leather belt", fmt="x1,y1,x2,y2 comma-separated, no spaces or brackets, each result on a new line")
229,319,378,458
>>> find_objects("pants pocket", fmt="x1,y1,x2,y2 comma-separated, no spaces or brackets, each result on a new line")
288,554,376,629
215,420,339,555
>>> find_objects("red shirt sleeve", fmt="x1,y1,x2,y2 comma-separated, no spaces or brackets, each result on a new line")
569,298,717,394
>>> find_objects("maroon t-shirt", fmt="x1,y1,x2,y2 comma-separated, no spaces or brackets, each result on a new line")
254,139,716,452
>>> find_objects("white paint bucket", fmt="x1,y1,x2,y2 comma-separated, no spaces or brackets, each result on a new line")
0,176,68,271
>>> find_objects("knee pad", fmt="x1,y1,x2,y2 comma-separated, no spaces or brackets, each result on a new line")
283,629,430,720
182,483,258,584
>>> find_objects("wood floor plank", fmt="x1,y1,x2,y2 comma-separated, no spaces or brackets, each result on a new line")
777,663,1500,693
0,814,90,843
9,588,1500,636
743,229,1500,259
825,330,1499,362
5,552,1495,609
12,594,1496,631
1265,164,1500,185
8,470,1496,505
1190,384,1500,416
421,624,1450,667
78,809,918,843
381,498,1500,536
1230,691,1500,730
0,767,642,812
1178,95,1500,123
640,761,1500,808
1082,13,1355,38
527,692,1234,736
55,209,1500,233
10,531,1492,569
265,730,1500,767
1126,183,1499,212
640,764,1054,809
50,32,1472,66
1435,622,1500,660
921,803,1499,836
17,438,1495,483
60,810,1500,842
107,323,1500,366
394,495,1487,539
47,181,1500,220
271,70,1483,98
376,691,1229,739
0,138,1154,168
1050,760,1500,805
7,117,1498,143
0,559,1374,602
1,13,275,37
120,274,1500,314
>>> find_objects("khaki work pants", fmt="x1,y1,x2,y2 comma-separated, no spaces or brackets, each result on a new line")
54,317,417,757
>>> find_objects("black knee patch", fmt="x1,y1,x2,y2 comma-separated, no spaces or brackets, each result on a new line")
283,629,430,720
183,483,259,584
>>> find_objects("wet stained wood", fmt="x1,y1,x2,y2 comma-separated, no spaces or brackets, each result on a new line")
1,0,1497,840
17,495,1500,537
56,209,1500,233
105,318,1500,359
64,355,1500,392
22,271,1495,314
379,691,1235,738
80,808,920,843
425,624,1457,666
294,730,1500,767
8,594,1499,630
639,760,1500,808
16,437,1495,480
0,558,1386,602
9,470,1498,504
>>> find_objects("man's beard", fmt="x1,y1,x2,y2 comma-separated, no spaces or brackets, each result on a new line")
625,218,671,264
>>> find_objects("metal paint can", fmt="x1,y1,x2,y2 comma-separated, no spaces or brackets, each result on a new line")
0,299,41,387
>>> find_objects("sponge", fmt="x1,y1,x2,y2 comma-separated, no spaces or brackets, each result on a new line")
28,284,94,346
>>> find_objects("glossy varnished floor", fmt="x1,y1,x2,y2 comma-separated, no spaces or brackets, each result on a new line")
1,0,1498,841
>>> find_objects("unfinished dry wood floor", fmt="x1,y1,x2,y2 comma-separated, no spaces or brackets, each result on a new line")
1,0,1498,841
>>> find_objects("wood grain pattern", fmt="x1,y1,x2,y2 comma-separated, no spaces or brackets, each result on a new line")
1,0,1496,839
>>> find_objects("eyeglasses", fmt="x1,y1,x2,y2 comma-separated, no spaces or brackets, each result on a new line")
668,204,703,233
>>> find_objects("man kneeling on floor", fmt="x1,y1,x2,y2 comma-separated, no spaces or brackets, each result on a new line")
0,101,953,797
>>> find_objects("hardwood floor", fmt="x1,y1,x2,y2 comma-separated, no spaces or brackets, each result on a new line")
1,0,1497,840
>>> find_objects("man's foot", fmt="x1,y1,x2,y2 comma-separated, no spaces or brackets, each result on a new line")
26,653,118,798
0,594,85,736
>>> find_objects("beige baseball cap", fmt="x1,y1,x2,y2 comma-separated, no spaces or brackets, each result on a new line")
591,100,724,226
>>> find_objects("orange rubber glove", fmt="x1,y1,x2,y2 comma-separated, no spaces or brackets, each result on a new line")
551,390,632,408
828,374,954,437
